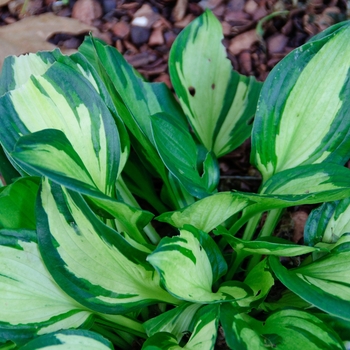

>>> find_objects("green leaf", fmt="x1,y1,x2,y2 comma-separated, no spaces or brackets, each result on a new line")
142,305,219,350
151,112,219,198
220,305,344,349
0,50,62,96
19,330,113,350
229,164,350,234
157,191,251,232
216,228,324,256
0,146,20,185
255,309,345,350
169,10,262,157
0,60,120,197
252,21,350,183
78,37,185,182
144,303,202,342
147,226,252,303
269,252,350,321
0,229,93,344
36,178,179,314
304,197,350,246
11,129,154,244
0,177,39,229
235,258,274,310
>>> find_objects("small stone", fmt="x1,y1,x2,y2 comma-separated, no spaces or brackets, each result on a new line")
149,27,164,46
164,30,177,48
244,0,258,15
132,4,160,28
101,0,116,13
112,21,130,39
130,25,151,45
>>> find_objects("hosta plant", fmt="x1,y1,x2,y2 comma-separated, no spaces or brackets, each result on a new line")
1,10,350,349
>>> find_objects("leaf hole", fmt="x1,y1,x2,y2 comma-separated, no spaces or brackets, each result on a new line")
188,86,196,96
211,83,215,90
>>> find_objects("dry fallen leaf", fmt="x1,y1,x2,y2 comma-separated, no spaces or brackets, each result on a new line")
0,12,98,70
0,0,10,6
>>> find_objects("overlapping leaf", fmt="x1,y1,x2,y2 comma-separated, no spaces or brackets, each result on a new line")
229,164,350,234
169,10,262,157
157,192,251,232
78,37,186,182
147,225,252,303
252,21,350,183
142,305,219,350
144,303,202,341
220,305,344,349
20,330,113,350
0,57,120,196
0,177,39,229
11,129,152,244
151,112,219,198
270,251,350,321
36,178,179,314
0,229,93,344
216,228,324,256
304,197,350,246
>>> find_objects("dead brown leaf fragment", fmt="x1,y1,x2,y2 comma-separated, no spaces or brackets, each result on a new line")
0,13,98,70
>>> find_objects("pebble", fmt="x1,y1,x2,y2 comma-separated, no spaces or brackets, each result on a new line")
130,25,151,45
172,0,188,22
112,21,130,39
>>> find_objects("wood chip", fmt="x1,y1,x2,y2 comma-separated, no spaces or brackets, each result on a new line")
112,21,130,39
174,13,195,28
228,29,259,55
149,27,164,46
172,0,188,22
71,0,102,26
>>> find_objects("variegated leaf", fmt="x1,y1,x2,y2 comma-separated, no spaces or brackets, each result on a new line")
150,112,219,198
216,229,324,257
157,192,251,232
0,229,93,344
144,303,202,341
0,58,120,197
11,129,152,244
169,10,262,157
20,330,113,350
304,197,350,245
252,21,350,183
270,252,350,321
78,37,185,183
0,50,130,177
142,305,219,350
147,225,252,303
36,178,179,314
220,304,344,349
228,164,350,235
0,50,62,96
